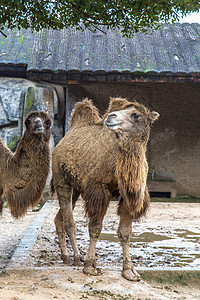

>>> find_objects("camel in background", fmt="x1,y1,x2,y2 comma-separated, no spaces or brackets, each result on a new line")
0,111,52,218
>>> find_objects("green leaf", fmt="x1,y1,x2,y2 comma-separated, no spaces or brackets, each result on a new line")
0,1,199,37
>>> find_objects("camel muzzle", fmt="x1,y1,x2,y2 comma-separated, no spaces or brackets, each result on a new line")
104,113,122,130
33,118,44,134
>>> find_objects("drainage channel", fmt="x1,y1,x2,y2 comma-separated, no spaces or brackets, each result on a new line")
6,200,54,270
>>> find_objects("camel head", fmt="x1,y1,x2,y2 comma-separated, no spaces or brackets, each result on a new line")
24,111,52,141
104,98,159,140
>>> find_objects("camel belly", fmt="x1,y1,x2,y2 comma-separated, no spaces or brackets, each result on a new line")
52,125,118,190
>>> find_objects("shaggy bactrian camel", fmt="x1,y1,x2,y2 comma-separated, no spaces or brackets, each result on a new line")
0,111,52,218
52,98,159,281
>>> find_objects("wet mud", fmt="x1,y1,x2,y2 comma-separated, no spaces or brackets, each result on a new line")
1,200,200,300
26,200,200,271
100,228,200,268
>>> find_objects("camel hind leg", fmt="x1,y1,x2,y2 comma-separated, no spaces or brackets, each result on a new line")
55,183,82,266
83,182,111,275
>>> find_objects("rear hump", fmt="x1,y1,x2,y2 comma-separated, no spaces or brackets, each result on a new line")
70,98,101,128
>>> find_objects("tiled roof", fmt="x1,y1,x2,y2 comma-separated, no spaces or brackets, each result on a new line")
0,23,200,82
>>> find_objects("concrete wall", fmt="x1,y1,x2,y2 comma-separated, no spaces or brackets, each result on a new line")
67,82,200,196
148,82,200,197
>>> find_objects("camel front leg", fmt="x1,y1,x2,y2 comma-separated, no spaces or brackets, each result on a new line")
117,212,141,281
56,184,82,266
83,217,103,276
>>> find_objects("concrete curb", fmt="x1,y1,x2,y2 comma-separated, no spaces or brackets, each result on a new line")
139,269,200,286
6,200,54,270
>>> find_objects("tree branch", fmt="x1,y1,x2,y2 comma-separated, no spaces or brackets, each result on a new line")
59,0,108,34
0,30,7,37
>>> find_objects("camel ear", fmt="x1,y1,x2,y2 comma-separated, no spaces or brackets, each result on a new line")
149,111,159,123
45,119,52,129
25,118,31,129
108,97,130,113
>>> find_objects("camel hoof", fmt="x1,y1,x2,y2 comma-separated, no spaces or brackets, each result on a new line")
62,255,70,265
122,269,141,281
83,266,102,276
74,256,83,266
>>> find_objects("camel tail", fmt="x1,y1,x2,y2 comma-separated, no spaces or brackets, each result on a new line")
50,177,55,195
83,179,111,220
0,195,4,214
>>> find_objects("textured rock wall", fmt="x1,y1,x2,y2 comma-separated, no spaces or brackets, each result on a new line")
0,77,62,150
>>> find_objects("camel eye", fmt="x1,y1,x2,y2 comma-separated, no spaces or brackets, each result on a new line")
25,119,31,128
131,112,141,120
45,119,51,129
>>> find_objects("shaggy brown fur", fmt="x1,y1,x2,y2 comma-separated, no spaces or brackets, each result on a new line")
52,97,159,281
0,111,52,218
70,98,102,128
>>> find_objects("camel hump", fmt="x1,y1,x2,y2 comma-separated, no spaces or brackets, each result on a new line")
70,98,101,128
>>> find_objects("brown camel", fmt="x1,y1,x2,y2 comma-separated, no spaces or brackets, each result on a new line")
52,98,159,281
0,111,52,218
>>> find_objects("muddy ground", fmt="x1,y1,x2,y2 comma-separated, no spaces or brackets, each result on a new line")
0,200,200,299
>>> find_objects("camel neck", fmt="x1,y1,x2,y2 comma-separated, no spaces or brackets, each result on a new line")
0,138,13,159
14,134,50,162
117,134,147,154
115,139,148,217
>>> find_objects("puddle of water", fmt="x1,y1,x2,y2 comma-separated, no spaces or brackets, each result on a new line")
31,220,200,269
131,232,173,243
98,229,200,268
100,233,119,243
